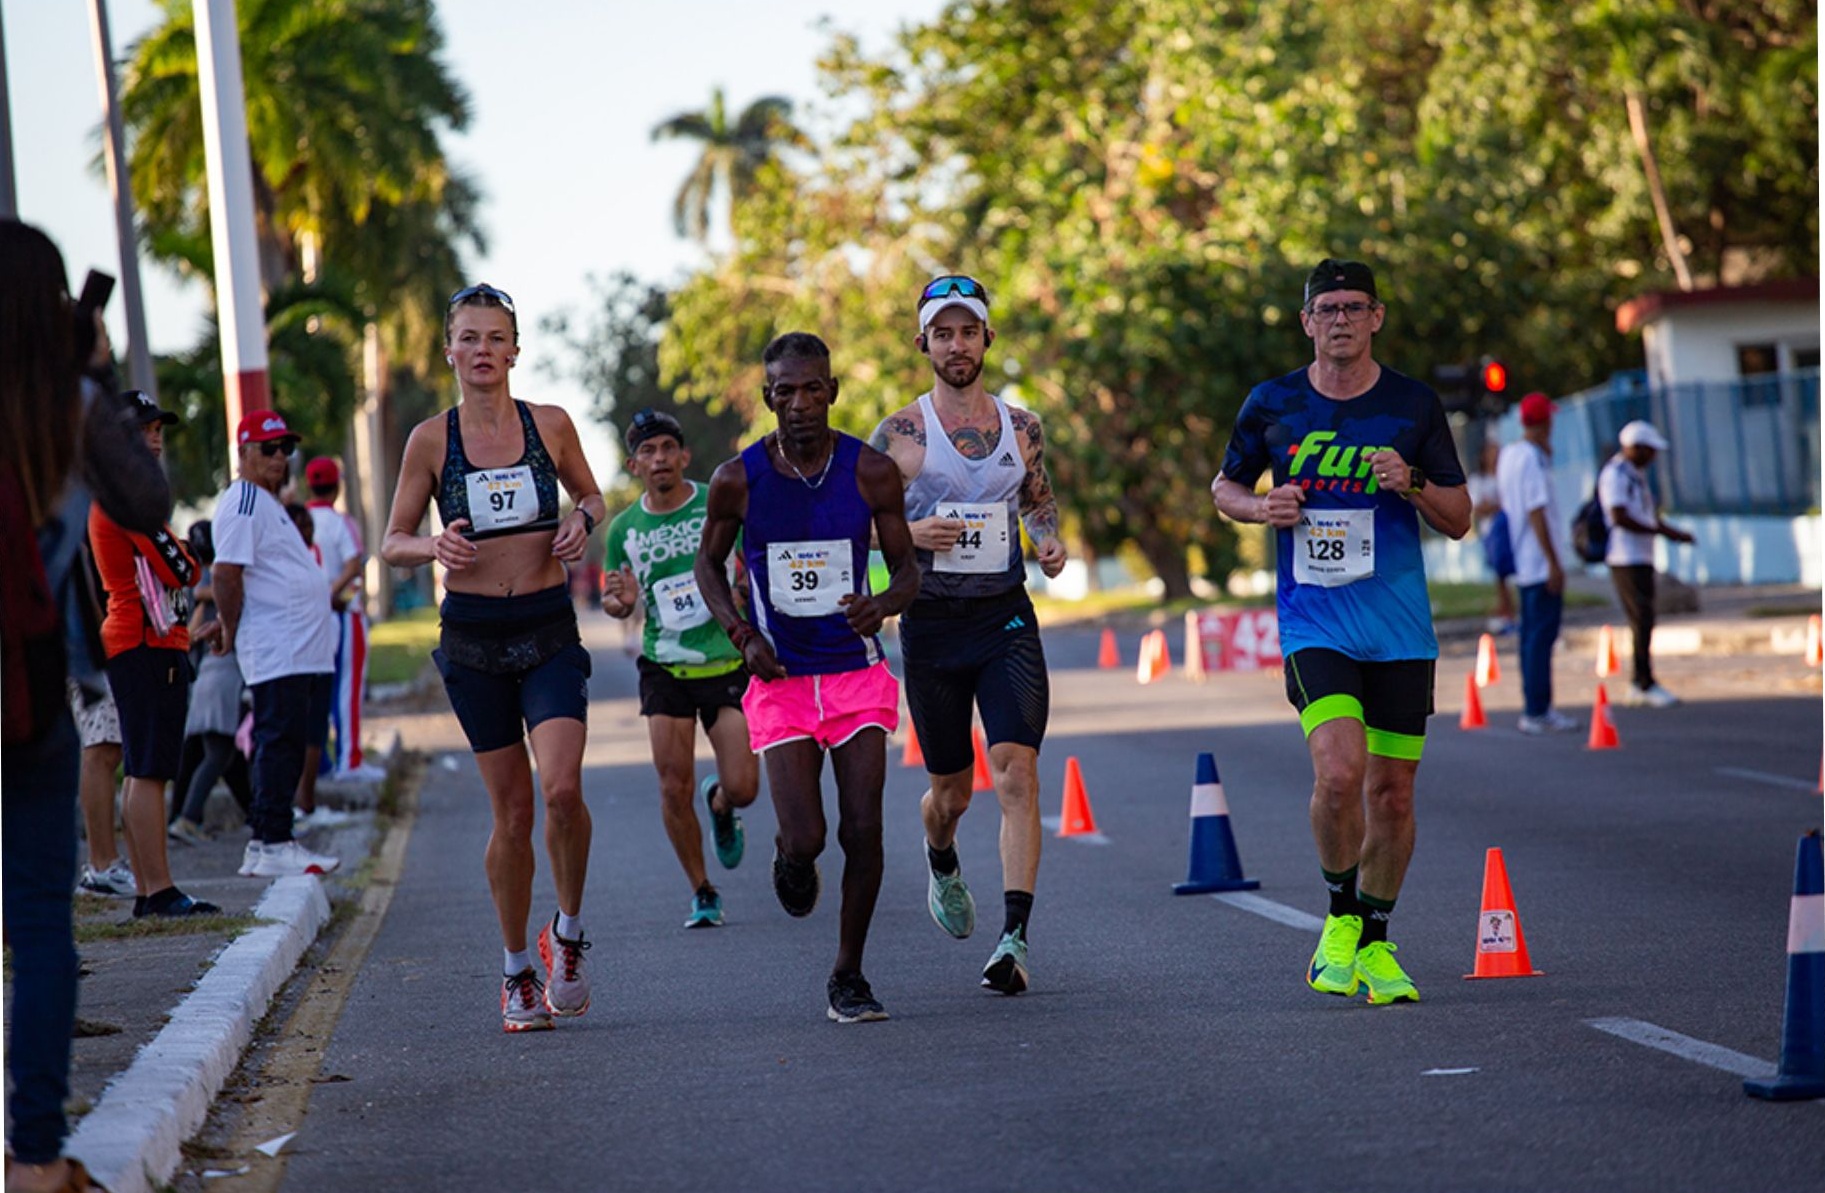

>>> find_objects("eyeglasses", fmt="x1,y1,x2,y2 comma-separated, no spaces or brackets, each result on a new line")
258,439,298,458
918,275,989,308
449,283,515,313
1306,301,1378,322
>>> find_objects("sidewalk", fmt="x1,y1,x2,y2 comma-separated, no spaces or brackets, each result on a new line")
29,581,1817,1192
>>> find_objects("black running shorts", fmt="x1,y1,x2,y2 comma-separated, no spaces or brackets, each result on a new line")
636,657,749,731
900,587,1049,776
1283,647,1435,761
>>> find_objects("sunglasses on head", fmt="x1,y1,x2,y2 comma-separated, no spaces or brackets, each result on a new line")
258,439,298,458
448,283,515,313
917,275,988,308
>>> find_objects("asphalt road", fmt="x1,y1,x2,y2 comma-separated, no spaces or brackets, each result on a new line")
280,621,1822,1193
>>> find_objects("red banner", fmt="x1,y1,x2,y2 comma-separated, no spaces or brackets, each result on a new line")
1189,608,1281,673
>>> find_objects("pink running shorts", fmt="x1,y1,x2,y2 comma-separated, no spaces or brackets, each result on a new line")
743,660,901,753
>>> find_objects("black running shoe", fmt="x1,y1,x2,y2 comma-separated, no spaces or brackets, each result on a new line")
826,971,889,1023
772,849,820,917
133,889,223,919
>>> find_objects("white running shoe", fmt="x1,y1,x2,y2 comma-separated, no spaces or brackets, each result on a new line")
1518,710,1580,734
78,859,136,898
501,968,554,1033
238,841,263,877
250,839,341,877
537,914,592,1017
1639,683,1680,708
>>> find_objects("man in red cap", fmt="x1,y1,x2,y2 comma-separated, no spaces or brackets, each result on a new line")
1497,393,1579,734
208,412,342,878
303,455,378,787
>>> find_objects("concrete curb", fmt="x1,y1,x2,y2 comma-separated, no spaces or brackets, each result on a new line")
66,877,332,1193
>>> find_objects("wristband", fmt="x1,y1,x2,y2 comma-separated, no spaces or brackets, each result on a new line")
578,508,596,536
726,622,758,651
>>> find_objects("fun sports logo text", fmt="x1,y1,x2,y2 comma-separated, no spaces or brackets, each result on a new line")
1285,431,1393,494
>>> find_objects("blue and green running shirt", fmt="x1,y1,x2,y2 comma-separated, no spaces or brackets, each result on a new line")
603,482,743,677
1220,366,1466,662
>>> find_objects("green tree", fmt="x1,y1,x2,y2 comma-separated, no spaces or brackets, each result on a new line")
651,87,808,243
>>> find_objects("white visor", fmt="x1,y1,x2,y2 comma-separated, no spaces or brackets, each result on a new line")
919,296,990,333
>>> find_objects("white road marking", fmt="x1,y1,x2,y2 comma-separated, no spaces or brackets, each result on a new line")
1211,891,1324,932
1586,1017,1775,1079
1422,1068,1479,1077
1714,766,1819,793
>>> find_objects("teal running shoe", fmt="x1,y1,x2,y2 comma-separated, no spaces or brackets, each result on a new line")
703,775,744,869
1307,913,1363,997
980,928,1029,995
927,857,976,939
1354,940,1419,1005
685,884,724,929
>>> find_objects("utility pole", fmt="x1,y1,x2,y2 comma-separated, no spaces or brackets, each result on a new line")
0,7,18,217
88,0,157,397
193,0,270,445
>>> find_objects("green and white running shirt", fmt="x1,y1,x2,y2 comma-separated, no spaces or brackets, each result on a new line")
603,482,742,677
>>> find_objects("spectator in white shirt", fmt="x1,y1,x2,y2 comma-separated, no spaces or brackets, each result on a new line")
1497,393,1578,734
1599,420,1695,707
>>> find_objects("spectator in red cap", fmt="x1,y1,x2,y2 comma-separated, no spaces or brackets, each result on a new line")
208,411,342,878
1497,393,1579,734
300,455,377,813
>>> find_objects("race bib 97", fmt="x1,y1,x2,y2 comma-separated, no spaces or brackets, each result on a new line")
653,571,711,633
933,502,1010,574
465,466,537,534
1293,509,1375,588
768,539,852,617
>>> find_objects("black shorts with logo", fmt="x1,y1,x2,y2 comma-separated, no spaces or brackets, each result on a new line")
1283,647,1435,760
637,656,749,731
900,587,1049,776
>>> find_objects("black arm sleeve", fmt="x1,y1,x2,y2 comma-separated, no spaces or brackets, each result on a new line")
79,381,172,535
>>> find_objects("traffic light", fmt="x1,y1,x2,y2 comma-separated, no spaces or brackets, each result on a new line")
1481,357,1507,395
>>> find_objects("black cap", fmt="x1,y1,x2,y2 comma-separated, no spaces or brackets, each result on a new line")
1304,258,1378,305
625,408,686,453
121,389,178,427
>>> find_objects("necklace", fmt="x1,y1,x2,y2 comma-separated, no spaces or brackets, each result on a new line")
775,432,834,490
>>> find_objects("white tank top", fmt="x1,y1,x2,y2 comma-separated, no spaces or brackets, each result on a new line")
903,392,1028,600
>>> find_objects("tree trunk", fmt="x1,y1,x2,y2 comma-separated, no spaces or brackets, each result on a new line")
1625,89,1695,292
1130,516,1193,601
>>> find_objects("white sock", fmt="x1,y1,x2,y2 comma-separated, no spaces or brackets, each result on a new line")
556,911,583,940
504,948,531,977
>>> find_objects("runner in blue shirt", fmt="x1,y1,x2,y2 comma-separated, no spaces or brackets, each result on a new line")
1211,259,1470,1006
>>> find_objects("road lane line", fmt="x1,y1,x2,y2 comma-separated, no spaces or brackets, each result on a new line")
1211,891,1324,932
1586,1017,1774,1078
1714,766,1819,793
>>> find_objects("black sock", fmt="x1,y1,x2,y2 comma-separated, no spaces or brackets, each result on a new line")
1002,890,1033,939
1322,866,1360,919
1359,891,1396,945
926,841,959,876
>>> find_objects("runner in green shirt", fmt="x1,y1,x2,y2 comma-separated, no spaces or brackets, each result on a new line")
603,409,760,928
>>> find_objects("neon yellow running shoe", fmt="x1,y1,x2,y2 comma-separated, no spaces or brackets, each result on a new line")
1354,940,1419,1005
1307,913,1362,996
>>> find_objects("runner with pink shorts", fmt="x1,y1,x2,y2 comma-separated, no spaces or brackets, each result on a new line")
695,331,920,1024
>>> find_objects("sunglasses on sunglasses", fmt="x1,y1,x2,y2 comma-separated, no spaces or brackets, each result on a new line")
258,439,297,458
917,275,989,308
448,283,515,313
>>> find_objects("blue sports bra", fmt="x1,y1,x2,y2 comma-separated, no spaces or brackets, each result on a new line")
435,401,562,540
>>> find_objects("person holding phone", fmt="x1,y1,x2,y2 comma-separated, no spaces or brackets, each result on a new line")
382,283,608,1033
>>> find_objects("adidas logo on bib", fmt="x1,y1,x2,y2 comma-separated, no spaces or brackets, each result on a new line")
996,451,1016,467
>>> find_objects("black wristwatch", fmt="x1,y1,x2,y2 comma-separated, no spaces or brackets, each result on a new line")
1405,467,1427,494
579,508,597,535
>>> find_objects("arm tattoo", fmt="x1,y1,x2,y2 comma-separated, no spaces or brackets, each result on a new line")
882,414,926,448
1015,412,1060,540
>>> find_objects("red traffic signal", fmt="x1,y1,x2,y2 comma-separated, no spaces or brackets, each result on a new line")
1481,359,1508,394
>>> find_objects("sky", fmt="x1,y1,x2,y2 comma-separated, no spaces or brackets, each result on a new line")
4,0,938,468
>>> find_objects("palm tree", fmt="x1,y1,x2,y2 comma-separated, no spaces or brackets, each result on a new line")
651,87,807,243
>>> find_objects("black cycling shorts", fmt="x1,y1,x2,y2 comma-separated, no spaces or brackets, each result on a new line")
1283,647,1434,761
434,587,590,754
637,657,748,731
900,588,1049,776
105,646,192,780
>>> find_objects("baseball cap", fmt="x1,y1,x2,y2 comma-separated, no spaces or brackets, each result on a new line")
121,389,178,427
305,456,341,487
1618,420,1669,450
237,410,298,446
917,274,990,333
1518,392,1555,426
625,408,686,453
1304,258,1378,305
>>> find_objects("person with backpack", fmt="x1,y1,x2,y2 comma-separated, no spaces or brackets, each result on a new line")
1598,420,1694,707
1497,393,1579,734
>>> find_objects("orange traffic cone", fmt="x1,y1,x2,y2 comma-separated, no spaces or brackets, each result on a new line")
1097,627,1120,669
971,727,994,792
1587,683,1620,750
901,722,924,769
1464,847,1543,979
1150,630,1172,682
1183,611,1207,683
1475,633,1500,688
1459,671,1487,731
1807,615,1822,667
1057,756,1099,837
1595,624,1619,678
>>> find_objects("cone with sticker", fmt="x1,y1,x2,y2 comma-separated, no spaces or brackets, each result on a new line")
1744,831,1825,1101
971,727,994,793
901,721,924,769
1595,624,1619,678
1056,756,1099,837
1183,612,1208,683
1172,752,1259,894
1464,847,1543,979
1475,633,1500,688
1459,671,1487,731
1587,683,1620,751
1098,627,1120,669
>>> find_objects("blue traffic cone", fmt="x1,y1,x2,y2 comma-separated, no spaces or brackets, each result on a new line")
1745,831,1825,1101
1172,752,1259,894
